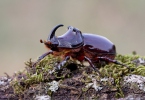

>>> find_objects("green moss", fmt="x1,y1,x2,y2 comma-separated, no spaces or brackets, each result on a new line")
99,54,145,98
10,54,145,98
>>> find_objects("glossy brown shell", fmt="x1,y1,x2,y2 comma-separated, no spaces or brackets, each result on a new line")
82,33,116,60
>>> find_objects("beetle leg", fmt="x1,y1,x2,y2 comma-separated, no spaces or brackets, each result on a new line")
97,56,129,68
57,56,70,69
32,50,53,67
84,56,101,75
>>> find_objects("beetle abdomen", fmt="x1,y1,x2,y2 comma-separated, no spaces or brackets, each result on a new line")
82,33,116,54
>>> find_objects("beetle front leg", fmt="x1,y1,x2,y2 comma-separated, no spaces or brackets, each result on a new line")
57,56,70,69
32,50,53,67
84,56,101,75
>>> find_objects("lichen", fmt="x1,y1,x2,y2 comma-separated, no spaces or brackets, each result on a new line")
35,95,51,100
48,81,59,92
124,74,145,92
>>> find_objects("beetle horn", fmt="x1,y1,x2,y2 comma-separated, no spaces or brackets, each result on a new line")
49,24,64,40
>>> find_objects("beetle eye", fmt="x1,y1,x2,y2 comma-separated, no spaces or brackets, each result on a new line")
45,42,58,51
51,45,58,51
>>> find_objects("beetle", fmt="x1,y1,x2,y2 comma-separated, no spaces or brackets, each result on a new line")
33,24,126,71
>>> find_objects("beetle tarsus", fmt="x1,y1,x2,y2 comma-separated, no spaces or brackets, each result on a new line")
114,60,130,69
57,56,70,69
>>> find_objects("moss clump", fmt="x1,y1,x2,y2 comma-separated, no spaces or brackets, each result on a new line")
10,55,80,98
99,54,145,98
10,54,145,99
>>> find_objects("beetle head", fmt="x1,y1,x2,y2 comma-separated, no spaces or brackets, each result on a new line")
41,24,84,51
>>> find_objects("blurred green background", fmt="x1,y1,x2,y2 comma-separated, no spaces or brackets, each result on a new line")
0,0,145,75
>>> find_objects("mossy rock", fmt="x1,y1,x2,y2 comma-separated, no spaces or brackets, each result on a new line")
1,54,145,99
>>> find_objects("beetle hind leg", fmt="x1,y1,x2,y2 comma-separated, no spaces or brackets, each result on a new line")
97,56,129,68
84,56,101,75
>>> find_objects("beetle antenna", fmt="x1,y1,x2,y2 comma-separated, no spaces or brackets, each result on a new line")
40,39,43,43
40,39,48,44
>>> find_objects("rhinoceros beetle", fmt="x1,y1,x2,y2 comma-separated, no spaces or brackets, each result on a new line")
33,24,126,71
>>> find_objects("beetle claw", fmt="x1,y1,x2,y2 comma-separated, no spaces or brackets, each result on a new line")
57,64,61,70
57,61,66,69
32,62,37,67
57,56,70,70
